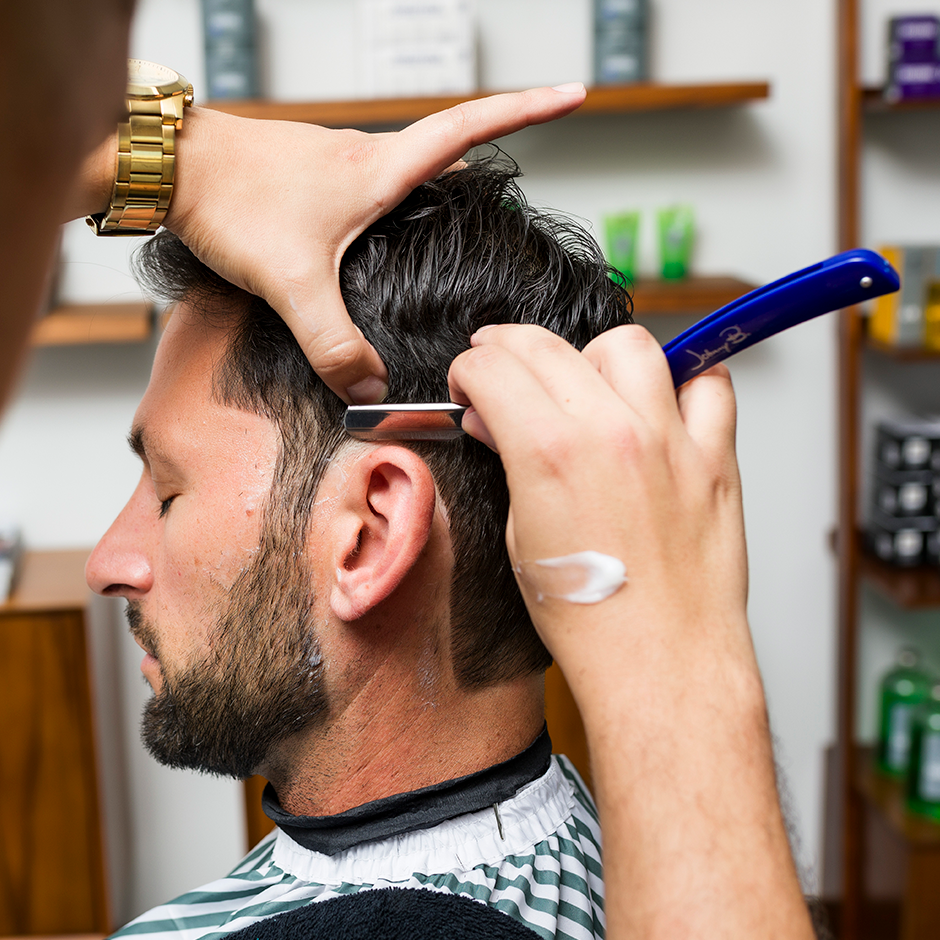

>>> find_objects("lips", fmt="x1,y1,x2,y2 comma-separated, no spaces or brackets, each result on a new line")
134,635,157,659
126,602,160,656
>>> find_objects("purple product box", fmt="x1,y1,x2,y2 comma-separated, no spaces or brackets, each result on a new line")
889,16,940,63
886,61,940,102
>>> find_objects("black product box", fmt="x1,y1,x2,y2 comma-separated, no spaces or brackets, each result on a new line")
594,0,648,84
202,0,259,99
868,509,938,566
873,465,935,517
876,418,940,472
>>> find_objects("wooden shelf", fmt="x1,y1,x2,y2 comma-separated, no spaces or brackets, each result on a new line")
32,302,153,347
859,545,940,609
866,336,940,361
863,85,940,113
855,746,940,847
206,81,770,128
631,275,756,317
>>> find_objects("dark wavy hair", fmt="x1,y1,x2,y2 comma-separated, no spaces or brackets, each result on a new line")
134,154,633,688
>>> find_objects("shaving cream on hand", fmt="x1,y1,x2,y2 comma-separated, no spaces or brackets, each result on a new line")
514,550,627,604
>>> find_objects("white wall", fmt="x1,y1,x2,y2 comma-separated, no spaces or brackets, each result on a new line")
0,0,845,921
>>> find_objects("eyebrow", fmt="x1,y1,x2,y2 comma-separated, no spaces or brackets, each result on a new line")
128,426,146,461
128,425,177,469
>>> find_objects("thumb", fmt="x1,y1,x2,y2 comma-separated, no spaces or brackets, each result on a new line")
271,260,389,405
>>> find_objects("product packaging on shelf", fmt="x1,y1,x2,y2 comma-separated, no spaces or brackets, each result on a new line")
869,245,940,349
356,0,476,98
907,682,940,820
593,0,648,85
874,465,934,517
886,15,940,103
868,418,940,566
202,0,260,100
0,522,21,603
604,211,640,282
876,418,940,472
657,206,694,280
878,648,933,777
868,512,938,566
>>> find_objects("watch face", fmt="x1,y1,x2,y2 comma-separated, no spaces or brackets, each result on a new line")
127,59,186,98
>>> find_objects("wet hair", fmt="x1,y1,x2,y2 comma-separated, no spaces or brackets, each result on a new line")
134,154,633,688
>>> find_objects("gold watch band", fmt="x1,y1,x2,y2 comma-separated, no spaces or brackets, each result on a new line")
87,64,193,237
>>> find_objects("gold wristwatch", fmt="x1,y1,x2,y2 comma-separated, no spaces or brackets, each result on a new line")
87,60,194,236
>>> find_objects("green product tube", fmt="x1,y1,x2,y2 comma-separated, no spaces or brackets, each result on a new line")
907,682,940,821
604,211,640,282
658,205,694,280
877,647,931,777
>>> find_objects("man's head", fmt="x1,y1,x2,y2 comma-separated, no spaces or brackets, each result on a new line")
86,156,632,786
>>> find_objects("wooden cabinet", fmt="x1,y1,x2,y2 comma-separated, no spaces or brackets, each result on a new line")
836,2,940,937
0,550,110,935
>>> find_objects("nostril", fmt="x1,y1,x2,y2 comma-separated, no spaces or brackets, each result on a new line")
101,583,138,597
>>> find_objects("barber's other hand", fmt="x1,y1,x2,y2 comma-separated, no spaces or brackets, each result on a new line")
161,86,585,404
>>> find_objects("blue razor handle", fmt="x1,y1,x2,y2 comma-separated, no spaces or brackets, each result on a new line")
343,249,900,441
662,248,899,388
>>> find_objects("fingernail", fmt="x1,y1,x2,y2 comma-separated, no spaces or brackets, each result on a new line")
474,424,499,453
552,82,585,94
471,324,499,345
346,375,388,405
463,408,499,453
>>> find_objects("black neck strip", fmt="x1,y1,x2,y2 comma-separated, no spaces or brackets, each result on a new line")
263,726,552,856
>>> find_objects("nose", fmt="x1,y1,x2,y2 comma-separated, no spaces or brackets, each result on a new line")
85,475,154,598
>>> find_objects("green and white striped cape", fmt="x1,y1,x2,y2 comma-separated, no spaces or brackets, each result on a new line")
111,756,604,940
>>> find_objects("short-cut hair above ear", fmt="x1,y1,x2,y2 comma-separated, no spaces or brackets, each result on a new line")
134,151,633,689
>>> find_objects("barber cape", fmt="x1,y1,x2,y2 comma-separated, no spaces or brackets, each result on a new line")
110,730,604,940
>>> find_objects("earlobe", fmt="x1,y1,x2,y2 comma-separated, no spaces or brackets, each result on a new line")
330,447,437,622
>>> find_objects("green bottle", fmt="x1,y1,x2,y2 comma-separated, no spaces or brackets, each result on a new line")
877,648,931,777
907,683,940,821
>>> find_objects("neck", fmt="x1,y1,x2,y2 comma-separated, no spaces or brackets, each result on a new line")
263,669,545,817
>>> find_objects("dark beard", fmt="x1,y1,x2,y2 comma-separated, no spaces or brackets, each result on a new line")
128,536,329,779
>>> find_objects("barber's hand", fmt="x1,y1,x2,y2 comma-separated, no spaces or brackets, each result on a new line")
449,325,813,940
447,323,748,668
159,87,585,404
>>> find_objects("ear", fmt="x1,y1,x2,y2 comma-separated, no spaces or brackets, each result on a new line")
329,446,437,622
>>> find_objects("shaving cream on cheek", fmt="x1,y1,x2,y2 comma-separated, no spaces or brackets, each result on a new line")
514,550,627,604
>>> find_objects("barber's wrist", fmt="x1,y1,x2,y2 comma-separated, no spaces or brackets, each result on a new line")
161,106,223,235
550,606,758,718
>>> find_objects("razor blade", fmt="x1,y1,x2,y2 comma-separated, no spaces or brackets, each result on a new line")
345,403,468,441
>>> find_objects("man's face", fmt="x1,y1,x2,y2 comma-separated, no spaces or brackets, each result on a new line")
86,310,329,778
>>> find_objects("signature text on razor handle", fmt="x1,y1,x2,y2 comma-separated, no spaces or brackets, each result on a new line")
685,325,751,372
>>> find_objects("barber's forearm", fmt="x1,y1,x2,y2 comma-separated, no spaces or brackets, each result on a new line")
1,0,134,410
567,606,813,940
61,131,119,223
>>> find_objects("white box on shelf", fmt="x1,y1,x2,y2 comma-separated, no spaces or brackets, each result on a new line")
356,0,477,98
